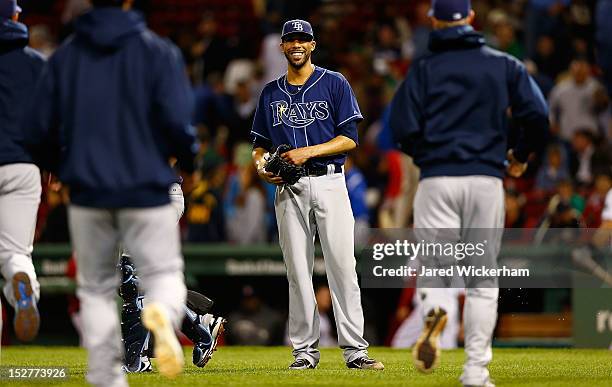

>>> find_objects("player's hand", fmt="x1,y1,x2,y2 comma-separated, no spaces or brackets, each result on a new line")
44,172,63,192
506,149,528,178
281,147,313,166
257,165,284,185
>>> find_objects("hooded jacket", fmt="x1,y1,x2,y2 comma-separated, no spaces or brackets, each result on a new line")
390,25,548,179
0,19,45,166
25,8,197,208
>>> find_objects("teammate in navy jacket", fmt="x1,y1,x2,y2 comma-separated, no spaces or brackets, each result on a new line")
0,0,44,344
25,1,196,208
251,19,383,371
389,1,548,386
25,1,196,385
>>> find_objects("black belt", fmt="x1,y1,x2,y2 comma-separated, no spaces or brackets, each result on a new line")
304,164,342,176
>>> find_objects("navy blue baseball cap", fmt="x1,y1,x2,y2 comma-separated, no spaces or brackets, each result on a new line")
281,19,314,41
428,0,471,21
0,0,21,19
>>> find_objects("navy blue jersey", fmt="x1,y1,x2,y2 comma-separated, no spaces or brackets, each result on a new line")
251,66,361,168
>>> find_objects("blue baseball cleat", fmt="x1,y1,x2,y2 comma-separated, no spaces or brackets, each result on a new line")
183,308,226,368
12,272,40,342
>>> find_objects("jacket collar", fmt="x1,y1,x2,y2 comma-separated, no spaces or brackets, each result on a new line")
428,25,485,52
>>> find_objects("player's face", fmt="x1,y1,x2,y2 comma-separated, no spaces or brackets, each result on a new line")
281,34,315,69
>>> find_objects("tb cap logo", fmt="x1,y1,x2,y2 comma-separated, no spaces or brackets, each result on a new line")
281,19,314,41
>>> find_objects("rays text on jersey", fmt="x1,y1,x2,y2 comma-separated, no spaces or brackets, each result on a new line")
270,100,330,128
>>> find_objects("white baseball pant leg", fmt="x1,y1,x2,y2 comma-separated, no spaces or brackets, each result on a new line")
0,164,41,338
414,176,504,385
121,182,184,258
276,168,368,366
69,204,186,387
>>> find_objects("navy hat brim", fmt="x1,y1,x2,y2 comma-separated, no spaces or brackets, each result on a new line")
281,32,314,42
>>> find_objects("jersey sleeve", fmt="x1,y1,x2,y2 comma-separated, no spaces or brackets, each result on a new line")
334,75,363,128
602,190,612,222
335,120,359,145
250,90,273,150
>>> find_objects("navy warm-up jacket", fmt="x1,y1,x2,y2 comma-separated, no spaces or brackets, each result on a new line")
390,25,548,179
25,8,197,208
0,19,45,166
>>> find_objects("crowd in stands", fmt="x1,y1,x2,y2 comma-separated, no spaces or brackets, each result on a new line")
24,0,612,245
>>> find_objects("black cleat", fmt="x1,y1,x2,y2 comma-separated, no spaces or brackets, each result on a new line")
413,307,448,373
288,359,315,370
346,356,384,370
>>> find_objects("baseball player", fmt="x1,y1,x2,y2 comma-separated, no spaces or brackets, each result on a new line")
119,179,225,373
24,0,196,385
389,1,548,386
0,0,44,343
251,19,383,370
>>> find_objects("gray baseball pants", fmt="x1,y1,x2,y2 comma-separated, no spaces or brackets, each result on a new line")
413,176,504,386
0,164,41,337
275,168,369,366
69,203,186,387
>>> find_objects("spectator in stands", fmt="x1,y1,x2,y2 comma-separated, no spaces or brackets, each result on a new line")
548,180,584,228
535,145,570,192
226,144,266,245
492,18,524,59
227,79,257,148
258,10,285,84
371,23,402,76
569,129,612,186
227,285,283,346
593,172,612,248
407,1,431,61
191,13,234,84
532,35,566,80
559,179,585,213
524,0,570,59
524,59,554,98
38,187,70,243
377,151,418,228
549,201,581,228
583,173,612,228
505,190,526,228
344,154,369,243
186,149,227,242
549,58,607,141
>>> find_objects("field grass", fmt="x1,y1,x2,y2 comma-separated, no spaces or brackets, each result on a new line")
1,346,611,386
